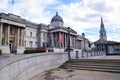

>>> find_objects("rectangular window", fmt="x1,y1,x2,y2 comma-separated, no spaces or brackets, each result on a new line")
35,42,38,48
24,31,26,35
43,33,46,40
30,32,32,37
29,41,33,48
36,33,38,37
25,41,26,47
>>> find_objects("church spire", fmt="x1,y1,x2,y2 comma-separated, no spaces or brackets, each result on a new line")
100,17,104,28
99,17,107,41
101,17,103,24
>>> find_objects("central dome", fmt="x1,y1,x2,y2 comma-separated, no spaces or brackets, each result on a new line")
51,12,63,23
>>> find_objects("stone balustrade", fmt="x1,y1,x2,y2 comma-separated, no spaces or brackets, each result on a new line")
70,51,106,59
0,53,68,80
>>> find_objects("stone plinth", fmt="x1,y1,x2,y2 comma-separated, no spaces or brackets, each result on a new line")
0,53,68,80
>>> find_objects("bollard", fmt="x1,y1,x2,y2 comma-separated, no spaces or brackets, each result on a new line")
76,51,79,59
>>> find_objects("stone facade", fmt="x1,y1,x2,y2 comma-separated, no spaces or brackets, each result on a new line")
94,18,120,55
0,12,89,54
0,13,25,54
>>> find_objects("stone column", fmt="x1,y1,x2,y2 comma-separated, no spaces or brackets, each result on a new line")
56,33,58,47
72,36,75,48
61,32,63,48
51,33,54,47
55,33,57,47
72,36,73,48
66,33,68,48
74,36,75,48
0,23,3,45
100,44,102,55
59,32,61,48
75,36,76,48
63,33,65,48
70,36,71,48
103,44,105,54
64,33,66,48
63,33,64,48
54,33,56,47
19,28,21,46
22,29,25,46
74,36,76,49
73,36,74,48
20,28,22,46
7,25,10,45
66,33,67,48
71,36,72,48
17,28,20,47
38,31,40,48
21,29,23,46
13,27,17,51
5,25,8,45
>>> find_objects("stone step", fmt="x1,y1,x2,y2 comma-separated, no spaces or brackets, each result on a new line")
69,59,120,62
63,64,120,68
64,62,120,66
62,67,120,73
66,61,120,63
60,59,120,73
68,61,120,63
61,65,120,70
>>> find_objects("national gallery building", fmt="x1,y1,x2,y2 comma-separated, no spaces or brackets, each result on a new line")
0,12,89,54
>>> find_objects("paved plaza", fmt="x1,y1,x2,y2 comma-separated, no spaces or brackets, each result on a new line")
29,68,120,80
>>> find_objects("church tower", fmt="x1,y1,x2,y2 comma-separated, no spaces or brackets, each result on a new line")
99,17,107,41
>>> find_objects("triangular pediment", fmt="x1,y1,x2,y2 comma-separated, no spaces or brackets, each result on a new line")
49,27,77,34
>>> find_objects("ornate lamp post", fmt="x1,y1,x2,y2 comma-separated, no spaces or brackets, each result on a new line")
82,33,85,57
67,27,71,60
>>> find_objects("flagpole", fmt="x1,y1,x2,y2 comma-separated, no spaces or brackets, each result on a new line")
11,0,14,13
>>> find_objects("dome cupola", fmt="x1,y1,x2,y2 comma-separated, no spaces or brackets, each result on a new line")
51,12,63,23
50,12,64,27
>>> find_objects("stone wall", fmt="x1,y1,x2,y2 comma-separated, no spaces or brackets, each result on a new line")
0,53,68,80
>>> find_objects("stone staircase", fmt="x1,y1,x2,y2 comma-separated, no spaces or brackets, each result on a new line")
60,59,120,73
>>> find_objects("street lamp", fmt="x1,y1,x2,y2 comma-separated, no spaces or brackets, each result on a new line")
82,33,85,57
67,27,71,60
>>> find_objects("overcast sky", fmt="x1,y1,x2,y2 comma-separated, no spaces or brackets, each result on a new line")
0,0,120,42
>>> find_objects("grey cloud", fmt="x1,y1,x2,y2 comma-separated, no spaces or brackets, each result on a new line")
73,17,90,22
86,13,101,18
89,2,113,13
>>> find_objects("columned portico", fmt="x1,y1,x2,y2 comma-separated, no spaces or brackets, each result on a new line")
0,24,25,54
16,27,25,53
48,28,78,53
0,23,10,54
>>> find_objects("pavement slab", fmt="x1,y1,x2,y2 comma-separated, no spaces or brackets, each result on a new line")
29,68,120,80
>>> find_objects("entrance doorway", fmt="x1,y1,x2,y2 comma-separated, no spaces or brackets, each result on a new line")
9,41,13,53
